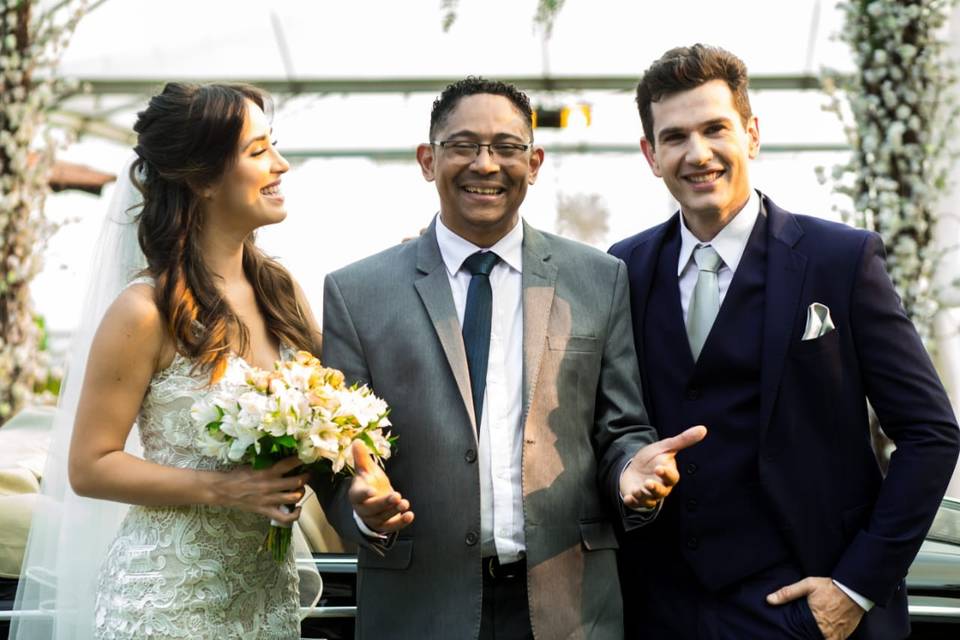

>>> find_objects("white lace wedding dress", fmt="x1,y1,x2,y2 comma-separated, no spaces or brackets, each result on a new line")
92,281,300,639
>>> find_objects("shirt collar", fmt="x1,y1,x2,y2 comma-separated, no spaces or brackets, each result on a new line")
435,214,524,277
677,189,761,276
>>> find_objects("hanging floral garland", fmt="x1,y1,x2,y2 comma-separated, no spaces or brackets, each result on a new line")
0,0,89,423
821,0,960,348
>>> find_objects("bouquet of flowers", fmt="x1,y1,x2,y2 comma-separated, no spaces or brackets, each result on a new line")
191,350,393,561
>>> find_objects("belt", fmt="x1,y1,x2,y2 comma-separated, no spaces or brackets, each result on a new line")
483,556,526,581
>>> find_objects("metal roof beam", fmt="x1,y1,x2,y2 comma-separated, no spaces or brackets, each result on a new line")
74,74,836,96
277,142,849,162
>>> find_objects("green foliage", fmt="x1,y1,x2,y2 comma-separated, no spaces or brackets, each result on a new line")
30,314,61,397
441,0,565,35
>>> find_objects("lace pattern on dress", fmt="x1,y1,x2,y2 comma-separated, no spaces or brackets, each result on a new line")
93,277,300,639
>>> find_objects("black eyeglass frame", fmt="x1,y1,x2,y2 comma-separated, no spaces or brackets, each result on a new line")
430,140,534,159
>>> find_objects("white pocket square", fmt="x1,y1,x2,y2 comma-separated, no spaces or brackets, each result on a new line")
802,302,835,341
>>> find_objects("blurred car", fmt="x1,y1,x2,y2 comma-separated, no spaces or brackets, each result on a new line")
906,496,960,639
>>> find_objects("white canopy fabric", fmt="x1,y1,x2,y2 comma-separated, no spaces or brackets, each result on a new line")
60,0,852,80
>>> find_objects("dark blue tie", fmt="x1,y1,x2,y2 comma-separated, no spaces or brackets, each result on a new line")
461,250,501,432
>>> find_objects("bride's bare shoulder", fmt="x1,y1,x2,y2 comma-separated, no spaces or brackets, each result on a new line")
95,283,176,371
109,282,162,330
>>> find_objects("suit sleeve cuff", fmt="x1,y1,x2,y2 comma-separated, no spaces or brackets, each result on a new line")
353,510,389,540
833,579,875,612
619,458,662,530
619,458,657,511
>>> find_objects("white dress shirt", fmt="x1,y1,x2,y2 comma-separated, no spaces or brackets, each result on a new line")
353,217,526,563
677,189,760,323
676,189,873,612
435,215,526,562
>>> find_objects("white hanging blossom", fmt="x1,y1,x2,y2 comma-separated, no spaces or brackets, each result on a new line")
821,0,960,349
0,0,90,423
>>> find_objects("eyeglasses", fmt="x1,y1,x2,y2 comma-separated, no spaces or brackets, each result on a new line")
431,140,533,161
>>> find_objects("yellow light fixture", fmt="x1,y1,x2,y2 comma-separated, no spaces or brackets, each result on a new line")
533,103,592,129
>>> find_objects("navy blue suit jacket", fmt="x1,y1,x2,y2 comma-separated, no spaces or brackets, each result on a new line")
609,194,959,626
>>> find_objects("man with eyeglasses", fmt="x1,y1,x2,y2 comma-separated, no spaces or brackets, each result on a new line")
316,76,705,639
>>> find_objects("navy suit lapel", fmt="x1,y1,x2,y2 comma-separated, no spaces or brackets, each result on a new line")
624,215,679,389
760,197,808,437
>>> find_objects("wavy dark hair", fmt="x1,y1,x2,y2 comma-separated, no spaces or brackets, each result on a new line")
131,82,316,382
636,44,752,147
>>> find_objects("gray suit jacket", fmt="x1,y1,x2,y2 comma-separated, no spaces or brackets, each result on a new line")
316,220,655,639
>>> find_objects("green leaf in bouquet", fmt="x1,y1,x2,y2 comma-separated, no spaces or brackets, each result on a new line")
357,431,382,461
252,451,277,470
275,435,297,449
205,421,222,433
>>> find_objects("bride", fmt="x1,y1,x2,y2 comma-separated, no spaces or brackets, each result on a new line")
13,82,322,639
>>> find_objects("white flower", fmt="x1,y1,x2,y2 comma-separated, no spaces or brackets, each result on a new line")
275,387,310,426
365,428,393,460
198,429,231,460
219,412,261,461
298,438,319,464
333,387,388,427
282,362,314,391
331,446,353,474
308,428,340,463
236,390,268,429
191,397,223,427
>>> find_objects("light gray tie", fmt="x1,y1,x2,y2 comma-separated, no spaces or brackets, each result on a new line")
686,244,723,361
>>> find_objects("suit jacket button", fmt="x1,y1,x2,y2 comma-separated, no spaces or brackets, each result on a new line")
465,531,479,546
686,388,700,400
686,498,698,512
465,449,477,463
685,463,698,475
686,536,699,550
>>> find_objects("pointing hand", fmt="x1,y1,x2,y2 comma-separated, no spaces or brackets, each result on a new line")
620,425,708,510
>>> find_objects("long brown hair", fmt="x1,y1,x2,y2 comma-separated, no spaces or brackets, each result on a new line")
131,82,316,382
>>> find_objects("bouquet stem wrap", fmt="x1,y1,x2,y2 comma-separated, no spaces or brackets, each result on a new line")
266,505,294,562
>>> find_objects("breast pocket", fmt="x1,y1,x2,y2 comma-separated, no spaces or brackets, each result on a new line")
579,518,618,551
547,335,598,353
358,538,413,570
786,327,844,413
790,327,840,359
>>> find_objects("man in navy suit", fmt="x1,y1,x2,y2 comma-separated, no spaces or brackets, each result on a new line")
609,44,960,639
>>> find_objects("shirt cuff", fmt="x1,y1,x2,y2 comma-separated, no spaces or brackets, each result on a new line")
618,458,657,513
353,510,389,540
833,579,875,612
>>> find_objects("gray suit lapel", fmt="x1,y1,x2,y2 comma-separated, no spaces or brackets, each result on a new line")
521,222,559,425
413,223,477,436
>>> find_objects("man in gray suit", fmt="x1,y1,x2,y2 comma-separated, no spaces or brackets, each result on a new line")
317,77,705,639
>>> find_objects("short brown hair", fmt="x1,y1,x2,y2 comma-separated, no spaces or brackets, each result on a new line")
636,44,752,146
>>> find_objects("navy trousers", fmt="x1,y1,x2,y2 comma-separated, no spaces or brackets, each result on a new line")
626,560,826,639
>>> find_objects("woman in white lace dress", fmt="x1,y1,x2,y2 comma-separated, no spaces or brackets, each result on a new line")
66,83,322,639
